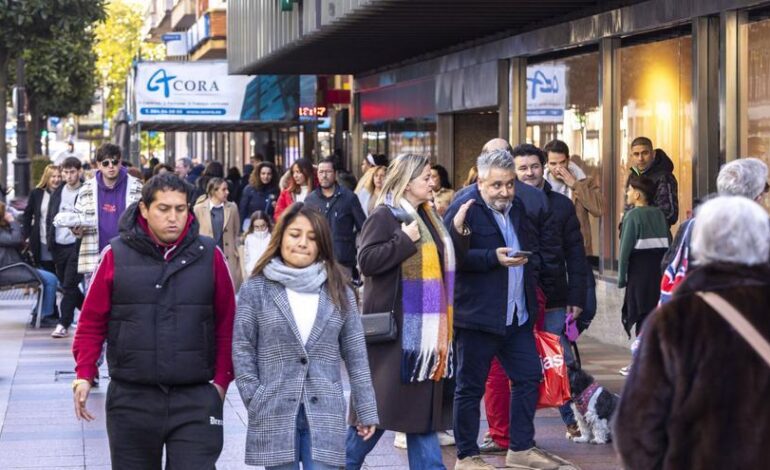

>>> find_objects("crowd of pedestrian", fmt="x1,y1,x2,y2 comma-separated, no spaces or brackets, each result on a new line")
1,134,766,468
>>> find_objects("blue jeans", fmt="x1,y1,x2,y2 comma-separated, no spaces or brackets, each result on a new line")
346,427,445,470
266,405,337,470
36,268,58,317
454,323,542,458
543,308,576,426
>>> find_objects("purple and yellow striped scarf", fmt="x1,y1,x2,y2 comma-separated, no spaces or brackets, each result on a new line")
399,199,455,383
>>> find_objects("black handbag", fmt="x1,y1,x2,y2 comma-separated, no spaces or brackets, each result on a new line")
362,270,400,344
362,204,407,344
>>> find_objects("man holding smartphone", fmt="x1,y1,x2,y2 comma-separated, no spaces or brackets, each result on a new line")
445,149,567,470
513,143,588,439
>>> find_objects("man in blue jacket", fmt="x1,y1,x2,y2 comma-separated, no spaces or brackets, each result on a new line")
304,157,366,279
445,149,565,470
513,143,587,439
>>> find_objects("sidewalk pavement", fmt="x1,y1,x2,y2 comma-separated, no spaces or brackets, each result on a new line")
0,291,629,469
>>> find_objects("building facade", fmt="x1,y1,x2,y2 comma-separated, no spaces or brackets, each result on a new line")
229,0,770,346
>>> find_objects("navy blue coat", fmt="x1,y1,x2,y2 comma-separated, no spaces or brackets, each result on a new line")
239,185,279,223
539,181,587,309
305,184,366,268
455,180,549,237
444,186,540,335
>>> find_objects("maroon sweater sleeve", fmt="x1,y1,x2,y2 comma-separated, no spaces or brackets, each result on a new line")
212,247,236,390
72,247,114,382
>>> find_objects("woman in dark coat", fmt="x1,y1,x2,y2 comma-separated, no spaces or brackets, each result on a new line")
239,162,280,230
0,202,59,320
346,154,472,470
615,196,770,469
22,164,61,272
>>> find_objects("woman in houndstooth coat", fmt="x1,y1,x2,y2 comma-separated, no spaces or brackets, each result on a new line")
233,203,378,469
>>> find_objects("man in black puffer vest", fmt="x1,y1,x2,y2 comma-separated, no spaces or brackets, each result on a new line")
71,174,236,469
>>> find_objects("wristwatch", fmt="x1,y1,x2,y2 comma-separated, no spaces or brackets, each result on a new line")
71,378,90,391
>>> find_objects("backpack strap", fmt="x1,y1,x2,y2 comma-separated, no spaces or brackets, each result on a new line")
696,291,770,367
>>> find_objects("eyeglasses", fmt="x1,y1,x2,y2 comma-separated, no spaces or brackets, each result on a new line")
100,159,120,168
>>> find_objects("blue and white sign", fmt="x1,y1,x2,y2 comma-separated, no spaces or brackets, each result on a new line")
135,61,254,123
526,65,567,123
162,33,188,57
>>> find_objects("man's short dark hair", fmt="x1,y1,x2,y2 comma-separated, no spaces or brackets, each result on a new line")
631,136,653,149
318,157,336,170
61,157,82,170
544,139,570,158
141,174,192,207
511,143,546,165
96,143,122,162
628,175,657,204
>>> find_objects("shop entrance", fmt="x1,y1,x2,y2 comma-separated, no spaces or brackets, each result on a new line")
452,111,500,187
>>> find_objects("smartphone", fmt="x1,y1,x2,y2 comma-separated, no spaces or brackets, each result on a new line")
510,250,533,258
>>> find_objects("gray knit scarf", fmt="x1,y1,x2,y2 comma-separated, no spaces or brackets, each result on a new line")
262,258,327,293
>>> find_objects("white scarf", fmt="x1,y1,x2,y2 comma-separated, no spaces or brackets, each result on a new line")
544,161,587,200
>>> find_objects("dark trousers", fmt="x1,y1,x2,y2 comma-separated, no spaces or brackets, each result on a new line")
453,323,542,458
52,243,83,328
106,380,224,470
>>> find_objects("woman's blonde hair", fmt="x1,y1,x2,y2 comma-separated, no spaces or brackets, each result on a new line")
206,177,227,197
356,165,386,195
375,154,430,207
355,167,375,193
36,164,60,190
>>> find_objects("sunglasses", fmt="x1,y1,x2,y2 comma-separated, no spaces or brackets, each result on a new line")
100,158,120,168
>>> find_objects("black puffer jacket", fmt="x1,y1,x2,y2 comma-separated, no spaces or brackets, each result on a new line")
539,181,588,309
625,148,679,226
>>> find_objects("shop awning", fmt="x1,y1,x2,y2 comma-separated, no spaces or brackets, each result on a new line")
134,121,301,132
229,0,646,75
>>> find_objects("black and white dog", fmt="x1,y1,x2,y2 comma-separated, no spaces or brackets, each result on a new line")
567,366,619,444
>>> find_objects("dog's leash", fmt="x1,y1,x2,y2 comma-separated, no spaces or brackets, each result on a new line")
570,341,582,370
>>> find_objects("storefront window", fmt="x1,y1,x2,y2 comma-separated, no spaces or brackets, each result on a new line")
745,16,770,208
526,52,602,259
618,36,693,245
362,119,436,160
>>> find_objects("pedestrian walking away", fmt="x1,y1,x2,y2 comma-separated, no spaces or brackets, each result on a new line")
71,174,236,469
233,203,378,469
616,196,770,469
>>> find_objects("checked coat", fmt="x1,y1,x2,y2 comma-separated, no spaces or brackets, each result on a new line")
73,174,142,274
233,275,379,468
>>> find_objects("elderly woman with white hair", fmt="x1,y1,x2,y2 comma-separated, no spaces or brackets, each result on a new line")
659,157,769,304
615,195,770,469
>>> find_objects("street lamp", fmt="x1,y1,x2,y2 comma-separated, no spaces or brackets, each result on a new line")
13,56,30,199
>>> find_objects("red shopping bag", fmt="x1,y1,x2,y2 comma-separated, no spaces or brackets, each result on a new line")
534,329,571,409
